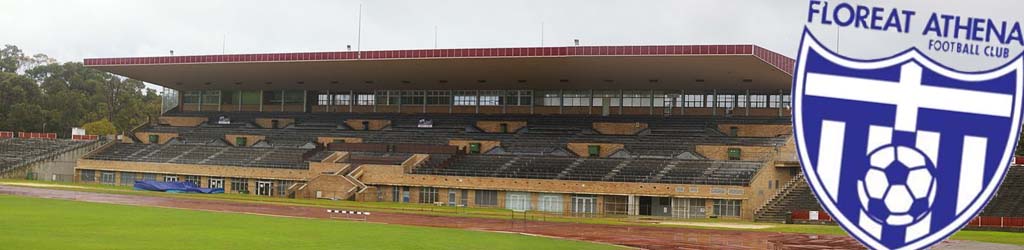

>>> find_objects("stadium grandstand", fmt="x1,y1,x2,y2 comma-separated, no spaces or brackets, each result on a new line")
0,132,104,181
72,44,828,220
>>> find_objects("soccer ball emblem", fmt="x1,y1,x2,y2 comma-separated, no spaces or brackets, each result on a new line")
858,145,937,226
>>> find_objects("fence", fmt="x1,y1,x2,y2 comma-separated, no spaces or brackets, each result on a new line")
72,135,100,141
17,132,58,139
967,216,1024,229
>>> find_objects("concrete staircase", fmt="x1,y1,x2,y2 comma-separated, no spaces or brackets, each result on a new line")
753,173,824,223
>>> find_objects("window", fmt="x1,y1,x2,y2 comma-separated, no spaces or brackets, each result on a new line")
737,95,747,108
749,95,768,108
684,94,705,108
263,91,283,105
468,143,481,154
401,90,425,105
391,186,401,202
120,172,136,185
479,90,501,106
356,94,375,105
164,175,179,182
183,91,201,104
453,91,477,106
538,91,560,106
713,199,741,217
562,91,590,107
419,187,438,204
143,173,157,181
587,145,600,157
717,95,736,108
538,194,563,214
222,90,238,104
202,90,221,105
375,90,399,105
622,91,650,107
426,90,450,105
277,180,295,196
504,90,532,106
317,93,331,105
334,93,351,105
80,170,95,182
728,148,741,160
184,176,201,186
236,137,247,147
592,91,620,107
475,190,498,207
283,90,304,105
148,134,158,144
505,192,532,211
769,94,792,108
209,178,225,189
100,172,115,184
231,178,249,194
240,90,260,105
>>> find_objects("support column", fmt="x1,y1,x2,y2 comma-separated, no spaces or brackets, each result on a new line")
745,90,750,116
680,89,686,116
422,91,427,113
448,89,453,114
558,89,564,114
778,89,784,117
397,91,402,113
712,89,718,116
649,89,654,115
259,90,264,112
589,89,594,115
475,90,480,114
303,90,308,113
349,90,354,113
618,89,623,115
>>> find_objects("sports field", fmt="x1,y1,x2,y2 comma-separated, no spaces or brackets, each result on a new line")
0,194,620,250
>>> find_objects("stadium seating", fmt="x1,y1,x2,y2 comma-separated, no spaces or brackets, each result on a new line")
753,174,823,223
982,166,1024,217
87,112,790,186
0,138,96,173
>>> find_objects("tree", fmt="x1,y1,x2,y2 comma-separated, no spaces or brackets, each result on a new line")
0,45,25,73
0,72,42,124
2,103,47,132
82,119,117,136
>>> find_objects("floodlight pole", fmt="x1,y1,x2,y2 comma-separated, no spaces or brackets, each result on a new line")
357,3,363,59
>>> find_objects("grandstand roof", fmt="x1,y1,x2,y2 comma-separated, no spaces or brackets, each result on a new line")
84,45,795,91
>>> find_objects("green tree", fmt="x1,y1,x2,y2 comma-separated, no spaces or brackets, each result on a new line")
3,103,47,132
82,119,117,135
0,45,25,73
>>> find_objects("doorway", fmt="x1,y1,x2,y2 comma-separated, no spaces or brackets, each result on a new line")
256,181,273,196
209,178,224,189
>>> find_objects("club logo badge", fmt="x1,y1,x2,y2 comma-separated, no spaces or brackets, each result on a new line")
793,30,1024,249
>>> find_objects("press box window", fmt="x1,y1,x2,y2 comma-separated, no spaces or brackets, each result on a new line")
148,134,159,144
236,137,248,147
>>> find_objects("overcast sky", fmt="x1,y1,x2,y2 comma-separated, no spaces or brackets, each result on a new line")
2,0,1021,73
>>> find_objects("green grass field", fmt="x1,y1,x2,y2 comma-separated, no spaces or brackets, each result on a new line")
0,195,620,250
4,179,1024,247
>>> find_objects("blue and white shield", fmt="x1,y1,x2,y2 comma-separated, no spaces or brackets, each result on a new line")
793,30,1024,249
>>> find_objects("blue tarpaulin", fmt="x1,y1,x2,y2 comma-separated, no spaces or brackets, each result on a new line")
133,180,224,194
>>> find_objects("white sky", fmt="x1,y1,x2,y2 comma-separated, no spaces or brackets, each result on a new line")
2,0,1021,73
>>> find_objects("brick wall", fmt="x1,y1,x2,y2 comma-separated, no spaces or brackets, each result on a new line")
224,134,266,146
448,140,501,154
133,132,178,144
592,122,647,135
717,124,792,137
157,116,206,127
254,118,295,129
344,119,391,130
476,121,527,133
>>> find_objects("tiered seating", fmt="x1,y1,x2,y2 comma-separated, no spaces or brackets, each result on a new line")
143,113,788,160
85,143,309,169
982,166,1024,217
753,174,825,223
411,155,765,185
0,138,95,172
